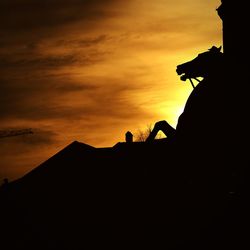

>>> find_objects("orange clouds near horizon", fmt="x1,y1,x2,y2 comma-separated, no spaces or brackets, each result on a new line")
0,0,221,180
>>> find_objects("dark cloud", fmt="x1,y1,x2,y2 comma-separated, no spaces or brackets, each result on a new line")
0,128,32,139
0,33,110,72
0,0,128,67
15,128,58,146
0,54,77,69
0,52,104,70
0,77,92,120
55,35,109,48
0,0,121,32
0,75,148,122
0,31,111,122
0,0,121,128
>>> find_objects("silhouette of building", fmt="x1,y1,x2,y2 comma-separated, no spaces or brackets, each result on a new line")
217,0,248,59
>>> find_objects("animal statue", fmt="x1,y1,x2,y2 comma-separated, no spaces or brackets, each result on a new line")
176,46,223,82
146,46,225,143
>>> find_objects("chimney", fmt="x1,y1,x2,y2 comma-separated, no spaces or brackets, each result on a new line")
125,131,133,143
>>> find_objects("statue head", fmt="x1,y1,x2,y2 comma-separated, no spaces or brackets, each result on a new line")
176,46,223,81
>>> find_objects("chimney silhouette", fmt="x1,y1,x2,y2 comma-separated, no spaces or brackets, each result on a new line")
125,131,133,143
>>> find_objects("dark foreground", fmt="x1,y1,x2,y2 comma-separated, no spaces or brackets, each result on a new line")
0,138,249,249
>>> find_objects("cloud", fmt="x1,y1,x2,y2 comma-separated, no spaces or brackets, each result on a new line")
58,35,109,48
0,77,90,120
0,0,123,32
0,53,103,70
0,128,33,139
0,74,150,121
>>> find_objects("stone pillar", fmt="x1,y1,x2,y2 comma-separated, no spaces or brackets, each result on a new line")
217,0,248,60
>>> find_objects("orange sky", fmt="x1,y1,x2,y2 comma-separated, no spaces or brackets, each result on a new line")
0,0,221,180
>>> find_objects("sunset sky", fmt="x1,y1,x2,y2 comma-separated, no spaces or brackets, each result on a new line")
0,0,222,180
